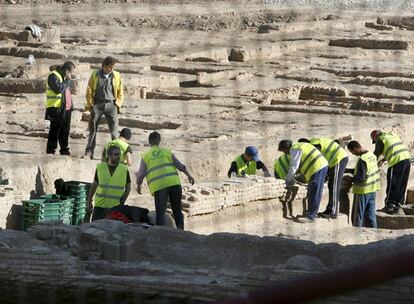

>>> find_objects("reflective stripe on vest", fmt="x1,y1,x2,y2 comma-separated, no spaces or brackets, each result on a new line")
105,139,130,164
310,137,347,167
234,155,257,176
45,70,63,108
274,154,291,179
292,142,328,182
142,146,181,195
95,162,128,208
353,152,381,195
379,132,411,168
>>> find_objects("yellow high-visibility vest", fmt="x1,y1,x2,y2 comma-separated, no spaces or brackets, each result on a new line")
274,154,291,179
45,70,63,108
378,132,410,168
95,162,128,208
142,146,181,195
310,137,347,168
353,152,381,195
291,142,328,182
234,155,257,176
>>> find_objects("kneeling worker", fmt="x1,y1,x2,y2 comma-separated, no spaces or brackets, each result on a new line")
278,140,328,222
346,140,380,228
87,145,131,221
136,131,195,230
228,146,271,178
102,128,133,166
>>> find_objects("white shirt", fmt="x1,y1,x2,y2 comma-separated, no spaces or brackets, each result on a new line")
285,148,302,183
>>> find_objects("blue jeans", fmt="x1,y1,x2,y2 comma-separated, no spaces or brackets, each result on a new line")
353,192,377,228
307,166,328,219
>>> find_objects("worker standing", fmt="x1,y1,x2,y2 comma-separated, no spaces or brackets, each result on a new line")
136,132,195,230
228,146,271,178
274,153,291,179
101,128,133,166
84,56,124,159
346,141,380,228
278,140,328,222
45,61,76,155
371,130,411,214
299,137,349,218
87,145,131,221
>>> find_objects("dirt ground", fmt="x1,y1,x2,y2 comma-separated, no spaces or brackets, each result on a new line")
0,1,414,242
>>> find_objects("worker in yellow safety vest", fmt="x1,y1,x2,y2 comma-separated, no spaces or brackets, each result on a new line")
345,140,380,228
274,153,291,179
228,146,271,178
102,128,133,166
84,56,124,160
278,140,328,222
45,61,76,155
87,145,131,221
298,137,349,219
371,130,411,214
136,131,195,230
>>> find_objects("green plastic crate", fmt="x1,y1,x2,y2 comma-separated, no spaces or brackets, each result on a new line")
72,212,88,226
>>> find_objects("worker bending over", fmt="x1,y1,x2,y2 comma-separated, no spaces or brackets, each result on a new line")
346,140,380,228
299,137,348,218
87,145,131,221
102,128,133,166
274,153,291,179
278,140,328,222
371,130,411,214
228,146,270,178
137,132,195,230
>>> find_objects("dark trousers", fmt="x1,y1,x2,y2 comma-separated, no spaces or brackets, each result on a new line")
85,103,118,154
385,159,411,208
307,166,328,219
353,192,377,228
325,157,349,215
92,206,111,221
46,111,71,154
154,185,184,229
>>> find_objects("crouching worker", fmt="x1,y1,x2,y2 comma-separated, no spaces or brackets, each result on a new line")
87,145,131,221
228,146,271,178
136,131,195,230
346,140,380,228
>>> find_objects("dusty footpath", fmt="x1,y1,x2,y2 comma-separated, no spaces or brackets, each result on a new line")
0,1,414,303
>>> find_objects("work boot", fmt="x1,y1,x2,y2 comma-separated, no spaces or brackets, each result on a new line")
46,150,55,155
60,150,71,156
300,217,315,224
379,204,396,214
318,210,336,219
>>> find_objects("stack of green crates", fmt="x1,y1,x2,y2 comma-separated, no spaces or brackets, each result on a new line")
21,195,74,231
64,181,91,226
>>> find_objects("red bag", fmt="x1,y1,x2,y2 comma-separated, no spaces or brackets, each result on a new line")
105,211,131,224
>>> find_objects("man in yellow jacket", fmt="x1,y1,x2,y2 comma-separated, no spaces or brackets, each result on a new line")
84,56,124,160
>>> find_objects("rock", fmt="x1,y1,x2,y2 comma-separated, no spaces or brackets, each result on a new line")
282,255,328,272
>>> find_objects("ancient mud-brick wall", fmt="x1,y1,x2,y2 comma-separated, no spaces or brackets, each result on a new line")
182,177,309,216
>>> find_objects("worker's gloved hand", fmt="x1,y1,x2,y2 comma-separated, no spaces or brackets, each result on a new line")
137,185,142,195
188,175,195,185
